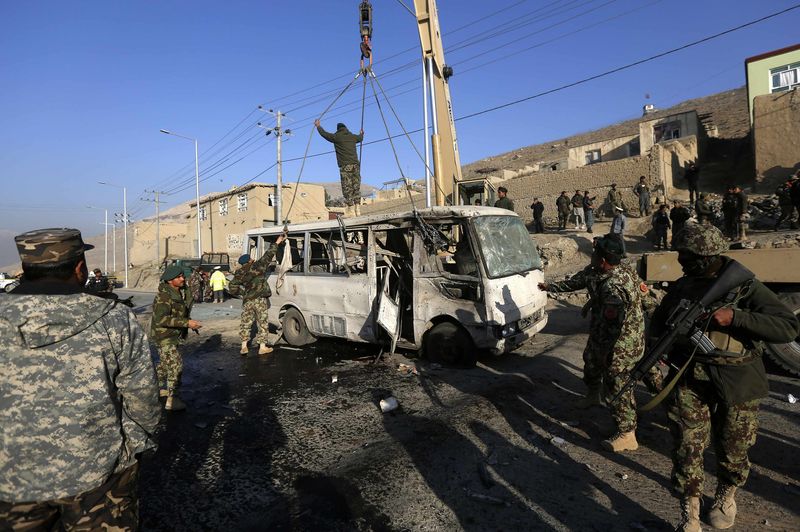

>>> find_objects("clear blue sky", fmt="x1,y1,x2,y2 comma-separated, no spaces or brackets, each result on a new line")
1,0,797,240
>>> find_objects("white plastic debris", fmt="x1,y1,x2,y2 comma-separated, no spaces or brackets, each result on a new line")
550,436,566,446
379,396,399,413
788,394,797,404
331,375,338,384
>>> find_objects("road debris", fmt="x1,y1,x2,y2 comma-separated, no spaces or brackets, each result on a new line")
331,375,339,384
550,436,566,447
379,396,399,413
397,363,418,376
193,421,208,429
788,393,797,404
463,488,509,507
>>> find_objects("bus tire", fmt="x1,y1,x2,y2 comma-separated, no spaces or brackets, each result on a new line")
766,291,800,377
282,307,315,346
424,322,477,368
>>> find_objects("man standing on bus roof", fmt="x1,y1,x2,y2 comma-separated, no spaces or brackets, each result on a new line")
494,186,514,211
229,234,286,356
315,119,364,210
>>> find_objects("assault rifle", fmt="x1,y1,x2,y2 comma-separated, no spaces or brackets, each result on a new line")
610,259,754,404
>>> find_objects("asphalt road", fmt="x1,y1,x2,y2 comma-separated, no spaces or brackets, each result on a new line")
135,301,800,532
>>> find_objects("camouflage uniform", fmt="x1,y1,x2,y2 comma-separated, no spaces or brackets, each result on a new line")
230,243,278,345
189,268,204,303
150,280,194,393
316,123,364,207
651,225,799,500
0,228,160,529
546,263,662,414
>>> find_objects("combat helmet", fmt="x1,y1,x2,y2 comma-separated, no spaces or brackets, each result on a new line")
673,224,728,256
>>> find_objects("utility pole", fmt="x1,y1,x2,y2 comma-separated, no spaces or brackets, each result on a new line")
258,107,292,225
142,190,167,263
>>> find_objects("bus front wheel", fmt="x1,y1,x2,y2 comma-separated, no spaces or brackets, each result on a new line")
424,322,477,368
282,308,315,346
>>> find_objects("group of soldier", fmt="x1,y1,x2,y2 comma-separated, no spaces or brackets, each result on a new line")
539,223,798,531
1,203,798,530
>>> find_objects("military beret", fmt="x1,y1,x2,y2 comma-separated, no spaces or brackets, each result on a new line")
238,254,251,265
161,265,185,282
15,228,93,266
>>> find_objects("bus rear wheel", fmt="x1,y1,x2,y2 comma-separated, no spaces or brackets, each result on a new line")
424,322,477,368
282,308,315,346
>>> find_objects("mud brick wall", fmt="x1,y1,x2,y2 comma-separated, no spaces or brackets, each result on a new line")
753,90,800,190
502,154,659,223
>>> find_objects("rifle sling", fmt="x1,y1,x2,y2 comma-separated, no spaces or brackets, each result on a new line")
639,353,695,412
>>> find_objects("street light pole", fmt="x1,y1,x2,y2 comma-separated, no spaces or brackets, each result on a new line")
160,129,202,258
100,222,116,273
98,181,129,288
258,107,291,226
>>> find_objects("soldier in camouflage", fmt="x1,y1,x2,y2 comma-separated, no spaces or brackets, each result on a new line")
315,119,364,209
150,265,202,411
0,228,160,530
229,234,285,356
188,266,204,304
540,236,662,452
651,224,798,531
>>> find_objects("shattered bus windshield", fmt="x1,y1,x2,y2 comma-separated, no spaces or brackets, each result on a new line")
472,215,542,278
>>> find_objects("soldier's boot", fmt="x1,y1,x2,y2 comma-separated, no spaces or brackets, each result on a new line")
574,386,604,409
258,343,274,355
708,484,737,529
601,431,638,452
165,395,186,411
677,496,702,532
240,341,249,355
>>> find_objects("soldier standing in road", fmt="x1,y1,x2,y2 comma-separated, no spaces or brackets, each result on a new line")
556,191,571,231
494,186,514,211
0,228,160,529
650,224,798,531
315,119,364,212
539,236,662,453
633,176,651,217
202,270,212,302
229,234,285,356
189,266,204,304
150,265,202,411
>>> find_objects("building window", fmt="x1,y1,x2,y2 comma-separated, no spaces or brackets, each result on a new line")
654,121,681,143
218,198,228,216
585,149,601,165
237,193,248,212
268,193,275,207
199,206,207,221
770,62,800,93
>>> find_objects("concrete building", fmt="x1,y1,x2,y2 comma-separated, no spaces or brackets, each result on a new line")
745,43,800,124
567,134,639,169
189,182,327,255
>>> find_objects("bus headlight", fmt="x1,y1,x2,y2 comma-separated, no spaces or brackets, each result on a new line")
496,323,517,338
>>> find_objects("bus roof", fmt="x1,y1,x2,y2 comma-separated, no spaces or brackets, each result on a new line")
244,206,519,236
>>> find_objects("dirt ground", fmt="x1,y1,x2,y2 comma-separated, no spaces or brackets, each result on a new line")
137,299,800,532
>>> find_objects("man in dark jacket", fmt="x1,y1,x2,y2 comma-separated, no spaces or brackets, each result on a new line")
571,190,585,230
583,190,596,233
556,191,571,231
315,119,364,209
230,234,285,356
651,224,798,531
694,193,713,225
684,161,700,205
774,177,795,231
652,204,671,250
530,198,545,233
150,265,202,411
791,172,800,227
